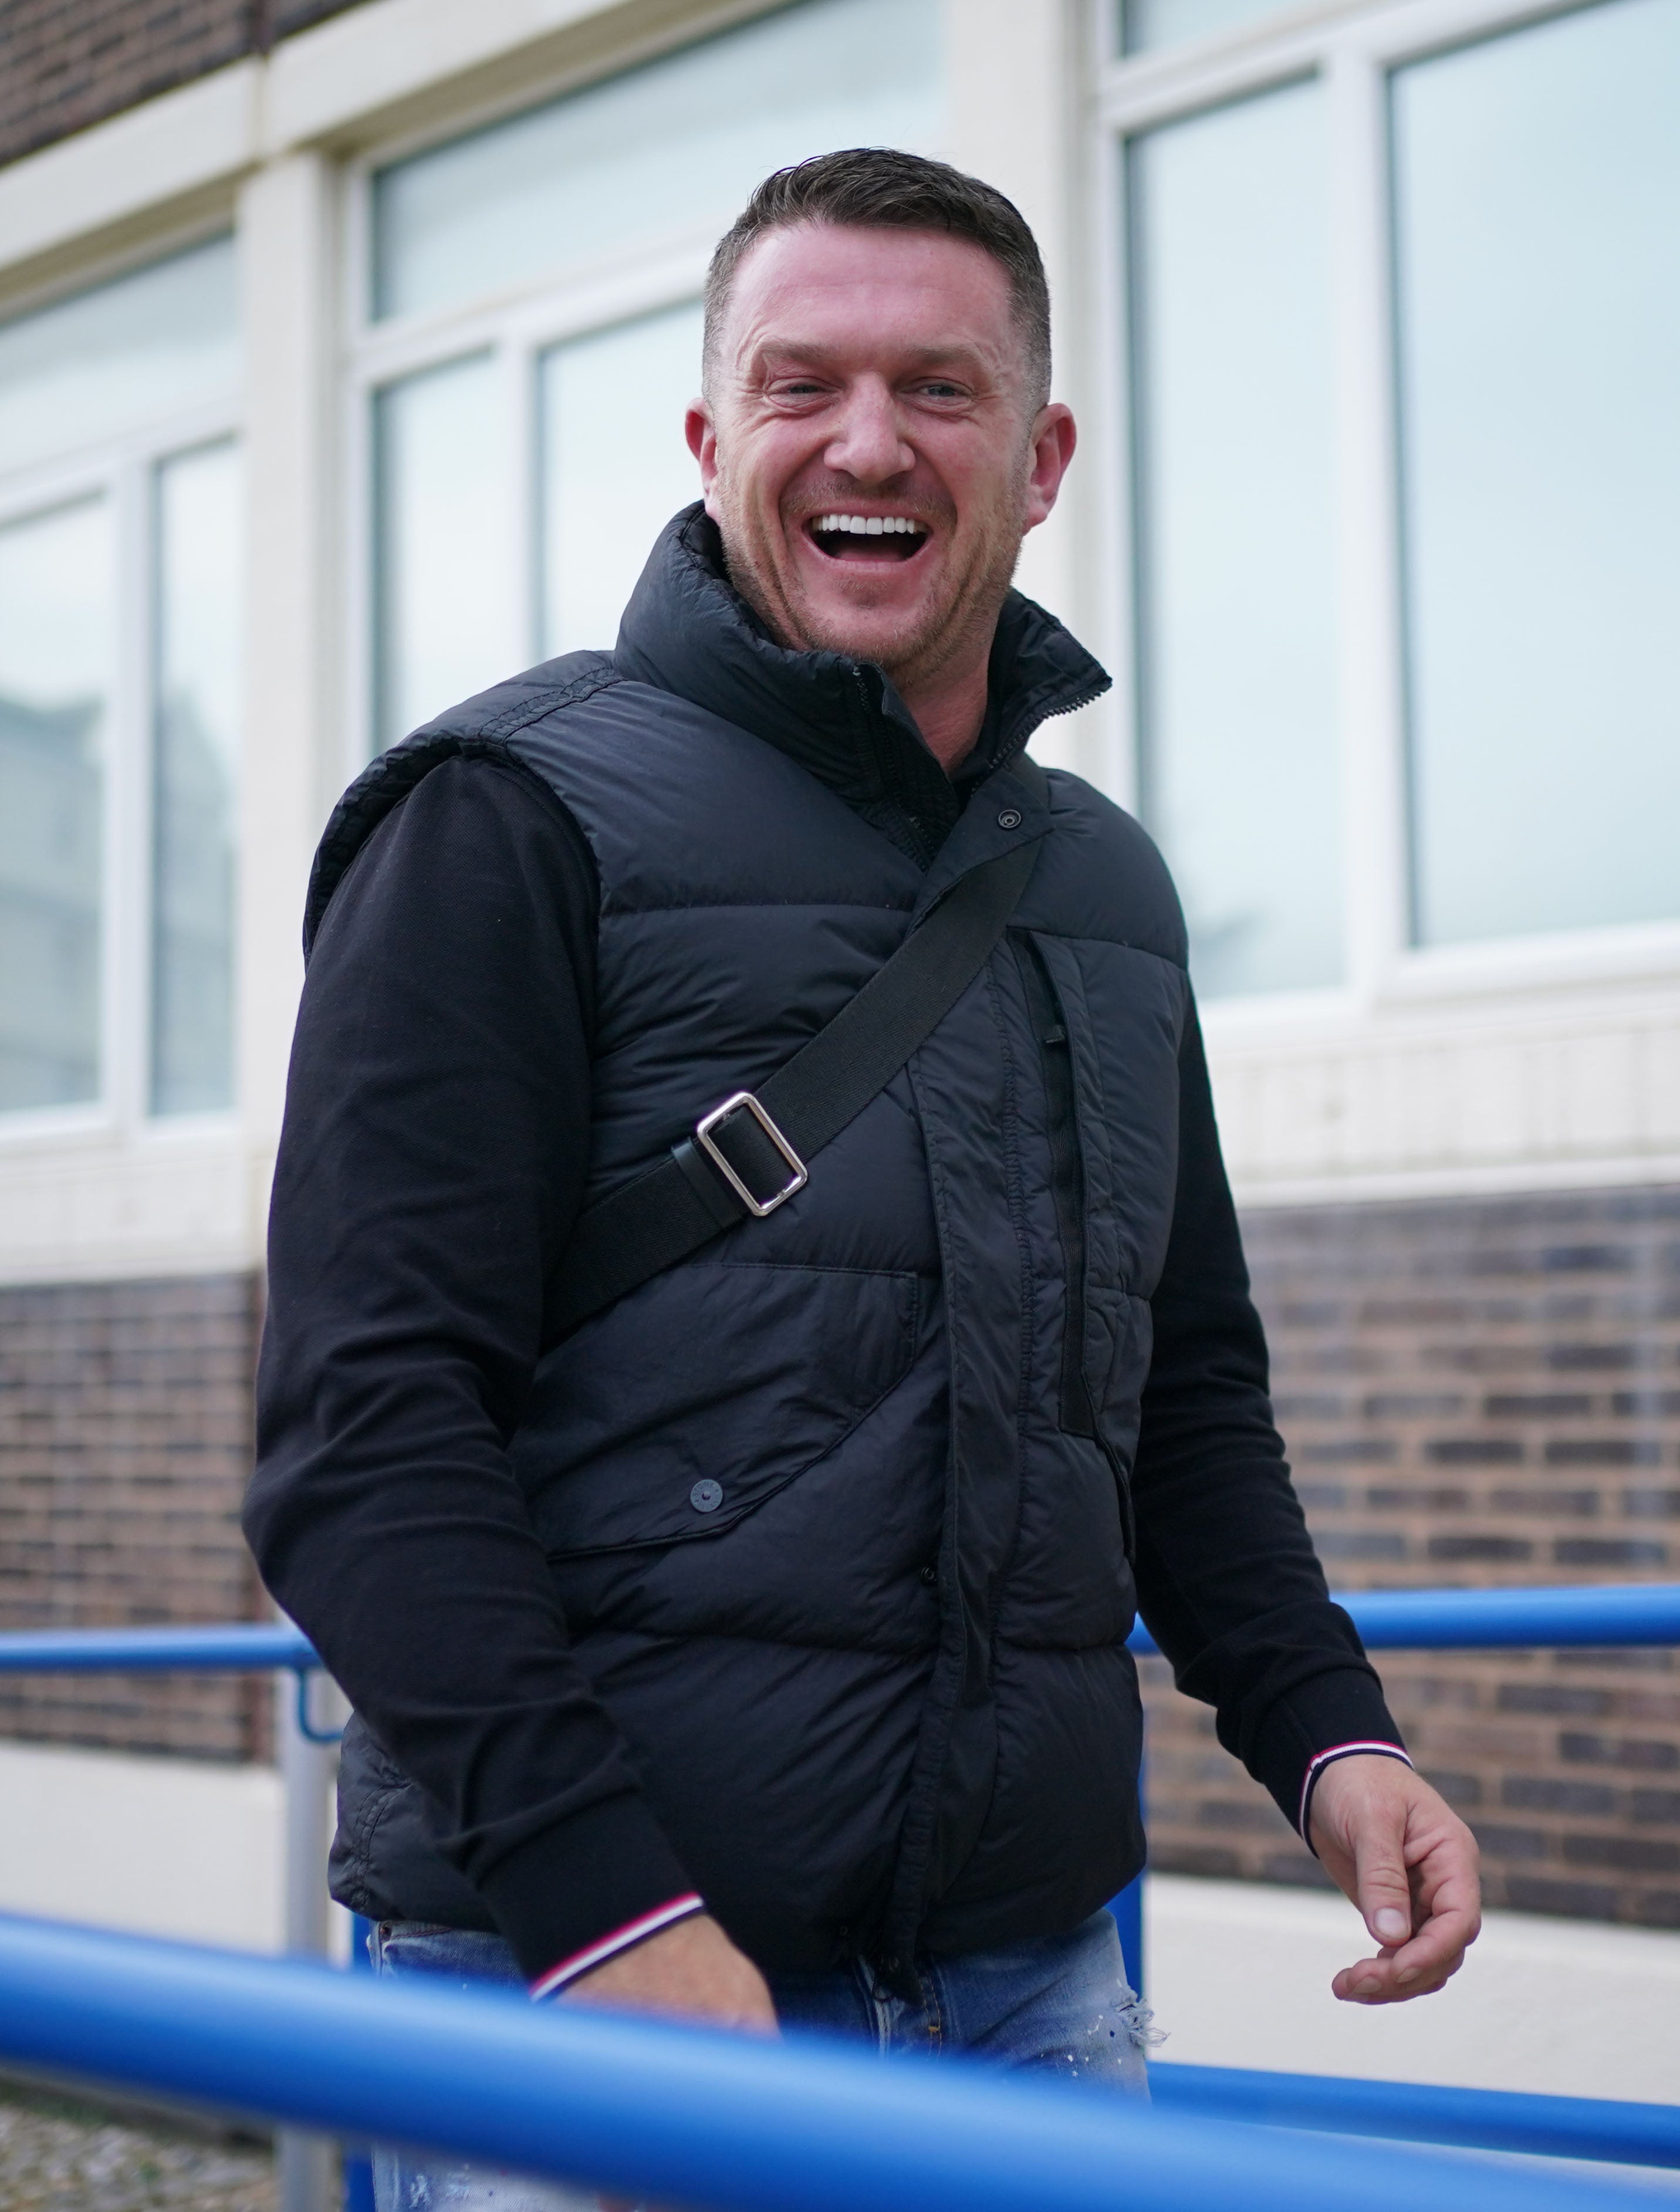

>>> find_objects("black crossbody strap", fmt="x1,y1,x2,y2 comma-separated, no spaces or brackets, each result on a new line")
553,785,1048,1336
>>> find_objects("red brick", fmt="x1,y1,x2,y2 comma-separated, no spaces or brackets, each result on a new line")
0,0,374,167
0,1274,263,1760
1143,1184,1680,1933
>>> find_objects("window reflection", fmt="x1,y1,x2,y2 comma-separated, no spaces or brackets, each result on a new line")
0,239,236,479
373,355,515,749
1128,83,1341,998
152,443,241,1116
371,0,942,323
1394,0,1680,946
0,499,111,1110
540,303,704,657
1121,0,1293,55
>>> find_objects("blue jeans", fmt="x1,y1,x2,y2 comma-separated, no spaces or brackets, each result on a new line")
369,1908,1152,2211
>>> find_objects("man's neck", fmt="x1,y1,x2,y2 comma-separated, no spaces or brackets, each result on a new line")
895,657,991,775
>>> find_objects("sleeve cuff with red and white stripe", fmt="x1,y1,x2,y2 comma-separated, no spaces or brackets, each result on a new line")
1298,1741,1414,1845
529,1893,707,2001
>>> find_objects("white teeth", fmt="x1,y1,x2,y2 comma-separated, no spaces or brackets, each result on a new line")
813,514,928,537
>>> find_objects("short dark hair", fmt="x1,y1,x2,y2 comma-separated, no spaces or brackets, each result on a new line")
704,148,1051,408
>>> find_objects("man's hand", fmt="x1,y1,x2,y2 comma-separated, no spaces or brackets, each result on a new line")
560,1913,779,2035
1309,1756,1481,2004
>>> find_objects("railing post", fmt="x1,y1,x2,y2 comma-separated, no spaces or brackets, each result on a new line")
343,1918,377,2212
278,1666,339,2212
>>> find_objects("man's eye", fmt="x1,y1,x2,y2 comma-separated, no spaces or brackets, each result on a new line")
917,381,965,400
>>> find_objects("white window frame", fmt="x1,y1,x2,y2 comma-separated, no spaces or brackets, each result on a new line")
341,213,716,778
1087,0,1680,1039
0,245,240,1146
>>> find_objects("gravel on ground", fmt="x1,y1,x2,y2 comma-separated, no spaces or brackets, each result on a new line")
0,2083,277,2212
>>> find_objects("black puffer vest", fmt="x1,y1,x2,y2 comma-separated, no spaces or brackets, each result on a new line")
323,511,1191,1975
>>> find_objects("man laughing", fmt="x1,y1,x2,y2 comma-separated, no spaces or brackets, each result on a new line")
247,148,1478,2212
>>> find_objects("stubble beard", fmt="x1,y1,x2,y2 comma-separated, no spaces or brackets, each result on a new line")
711,464,1029,698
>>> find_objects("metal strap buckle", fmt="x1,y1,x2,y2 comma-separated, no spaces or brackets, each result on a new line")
694,1091,809,1218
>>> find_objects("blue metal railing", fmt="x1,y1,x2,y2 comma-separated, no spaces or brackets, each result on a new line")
1133,1582,1680,1654
4,1580,1672,1679
1152,2065,1680,2167
2,1583,1677,2201
0,1623,315,1671
0,1909,1668,2212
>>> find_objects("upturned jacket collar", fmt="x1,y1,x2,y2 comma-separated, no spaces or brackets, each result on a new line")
613,504,1111,864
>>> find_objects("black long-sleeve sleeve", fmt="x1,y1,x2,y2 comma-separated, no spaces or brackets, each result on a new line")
1131,1003,1404,1829
244,754,695,1980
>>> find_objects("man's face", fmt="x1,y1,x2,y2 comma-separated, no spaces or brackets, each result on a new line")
688,223,1073,694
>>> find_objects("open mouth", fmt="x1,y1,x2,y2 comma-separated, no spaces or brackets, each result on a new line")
806,512,931,563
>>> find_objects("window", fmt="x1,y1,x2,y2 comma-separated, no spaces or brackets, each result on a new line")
359,0,944,753
1393,0,1680,947
152,441,241,1115
539,302,705,658
370,0,944,325
1128,84,1340,999
1107,0,1680,1002
0,238,240,1122
0,240,236,479
0,499,111,1110
372,356,512,749
1120,0,1295,56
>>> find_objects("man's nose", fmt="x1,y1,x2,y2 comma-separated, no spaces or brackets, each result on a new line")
823,381,914,485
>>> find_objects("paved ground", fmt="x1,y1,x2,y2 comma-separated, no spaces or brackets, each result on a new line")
0,2084,276,2211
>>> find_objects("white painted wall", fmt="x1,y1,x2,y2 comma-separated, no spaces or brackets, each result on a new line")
1209,969,1680,1209
0,1740,286,1951
1148,1872,1680,2108
0,1732,352,1961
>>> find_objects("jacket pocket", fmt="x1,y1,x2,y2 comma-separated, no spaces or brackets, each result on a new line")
516,1259,921,1555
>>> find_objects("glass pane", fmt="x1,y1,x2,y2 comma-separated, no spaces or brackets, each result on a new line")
0,499,111,1110
540,302,704,656
1122,0,1293,56
372,0,943,322
1394,0,1680,947
373,354,516,749
0,238,237,479
1128,84,1340,998
153,443,241,1116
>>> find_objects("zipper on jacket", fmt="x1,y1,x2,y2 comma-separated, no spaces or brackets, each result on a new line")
1012,933,1095,1440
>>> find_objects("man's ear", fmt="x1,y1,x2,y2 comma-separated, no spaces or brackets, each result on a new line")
1023,403,1077,533
687,401,721,517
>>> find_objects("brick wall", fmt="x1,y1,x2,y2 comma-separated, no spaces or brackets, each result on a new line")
1143,1183,1680,1930
0,1275,265,1760
4,1184,1676,1924
0,0,373,169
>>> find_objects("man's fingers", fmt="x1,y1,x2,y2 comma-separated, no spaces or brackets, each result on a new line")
1334,1897,1478,2004
1350,1822,1413,1948
1334,1937,1465,2003
1334,1958,1452,2004
1390,1902,1478,1985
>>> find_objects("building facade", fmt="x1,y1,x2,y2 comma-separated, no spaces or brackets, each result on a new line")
0,0,1675,1933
